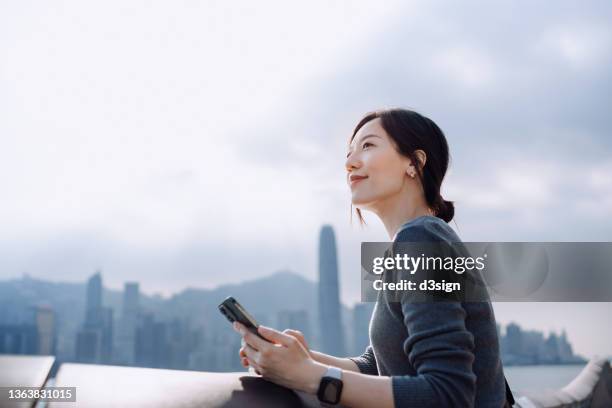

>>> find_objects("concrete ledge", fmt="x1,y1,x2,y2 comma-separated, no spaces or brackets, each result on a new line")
516,358,611,408
2,355,609,407
49,363,325,408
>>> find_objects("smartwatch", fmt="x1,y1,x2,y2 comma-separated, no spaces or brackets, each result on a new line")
317,366,343,406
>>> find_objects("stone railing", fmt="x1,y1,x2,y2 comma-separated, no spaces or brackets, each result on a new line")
1,355,610,407
515,358,611,408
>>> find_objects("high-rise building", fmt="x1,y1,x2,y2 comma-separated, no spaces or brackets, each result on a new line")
99,307,113,362
123,283,140,318
115,282,140,365
75,328,101,363
134,313,169,368
76,271,113,364
85,272,102,325
318,225,346,356
35,305,55,355
0,305,55,355
0,324,38,354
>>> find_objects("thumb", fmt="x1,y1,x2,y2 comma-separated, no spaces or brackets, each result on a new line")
257,325,294,347
284,329,307,345
284,329,303,338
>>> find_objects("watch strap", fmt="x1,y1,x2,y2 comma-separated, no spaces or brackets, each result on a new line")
318,365,343,406
326,366,342,380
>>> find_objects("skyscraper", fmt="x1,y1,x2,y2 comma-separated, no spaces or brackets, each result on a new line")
134,313,168,368
35,305,55,355
85,272,102,325
76,271,113,364
123,283,140,318
318,225,346,356
115,282,140,365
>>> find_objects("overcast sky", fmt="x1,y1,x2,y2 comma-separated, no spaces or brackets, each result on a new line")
1,0,611,358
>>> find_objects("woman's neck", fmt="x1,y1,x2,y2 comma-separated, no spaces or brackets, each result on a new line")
372,192,434,240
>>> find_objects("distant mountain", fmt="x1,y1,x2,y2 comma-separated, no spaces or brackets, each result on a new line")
0,270,320,322
161,270,320,327
173,270,315,308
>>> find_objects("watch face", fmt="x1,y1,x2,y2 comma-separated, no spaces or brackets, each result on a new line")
318,377,343,404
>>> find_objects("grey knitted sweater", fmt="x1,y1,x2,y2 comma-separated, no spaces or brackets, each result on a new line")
349,215,507,407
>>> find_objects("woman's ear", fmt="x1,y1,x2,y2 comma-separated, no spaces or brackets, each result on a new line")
414,150,427,171
406,150,427,178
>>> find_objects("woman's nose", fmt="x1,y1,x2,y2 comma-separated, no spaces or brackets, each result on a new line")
345,153,361,172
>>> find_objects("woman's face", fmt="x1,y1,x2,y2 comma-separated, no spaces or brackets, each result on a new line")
345,118,412,211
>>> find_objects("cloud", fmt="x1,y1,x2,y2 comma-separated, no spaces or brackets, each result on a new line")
536,21,612,70
430,45,497,88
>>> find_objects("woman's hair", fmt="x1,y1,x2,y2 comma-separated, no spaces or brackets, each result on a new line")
349,108,455,224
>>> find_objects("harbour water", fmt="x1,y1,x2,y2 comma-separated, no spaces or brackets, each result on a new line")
504,364,586,396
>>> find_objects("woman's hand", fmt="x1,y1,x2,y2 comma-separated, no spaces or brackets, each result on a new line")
281,329,311,356
233,322,327,394
239,328,311,369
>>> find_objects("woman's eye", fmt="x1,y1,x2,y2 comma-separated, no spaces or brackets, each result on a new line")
363,142,373,149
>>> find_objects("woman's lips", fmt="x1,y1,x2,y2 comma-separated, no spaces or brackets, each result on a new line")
350,176,368,186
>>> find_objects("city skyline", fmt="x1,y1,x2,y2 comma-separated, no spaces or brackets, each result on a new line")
0,269,592,370
3,241,611,361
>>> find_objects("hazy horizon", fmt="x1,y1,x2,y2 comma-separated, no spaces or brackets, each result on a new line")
3,267,610,360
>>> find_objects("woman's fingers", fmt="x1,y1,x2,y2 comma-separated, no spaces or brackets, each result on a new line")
242,341,259,363
257,325,296,347
283,329,304,339
236,324,264,369
240,350,249,367
239,337,249,365
239,339,247,356
283,329,308,349
234,322,268,351
242,343,263,374
247,357,262,374
239,347,249,366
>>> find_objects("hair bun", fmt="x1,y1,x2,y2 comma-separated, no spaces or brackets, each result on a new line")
435,196,454,223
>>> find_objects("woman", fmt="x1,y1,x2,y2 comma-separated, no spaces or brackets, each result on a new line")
234,108,512,407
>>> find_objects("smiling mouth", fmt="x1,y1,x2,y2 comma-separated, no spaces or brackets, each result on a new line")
350,176,368,186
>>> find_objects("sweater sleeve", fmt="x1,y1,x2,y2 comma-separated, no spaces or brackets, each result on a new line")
391,300,477,407
348,344,379,375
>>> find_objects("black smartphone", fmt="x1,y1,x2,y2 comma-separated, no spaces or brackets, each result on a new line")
218,296,268,341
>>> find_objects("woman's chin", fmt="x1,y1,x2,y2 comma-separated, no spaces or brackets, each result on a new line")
351,196,375,210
